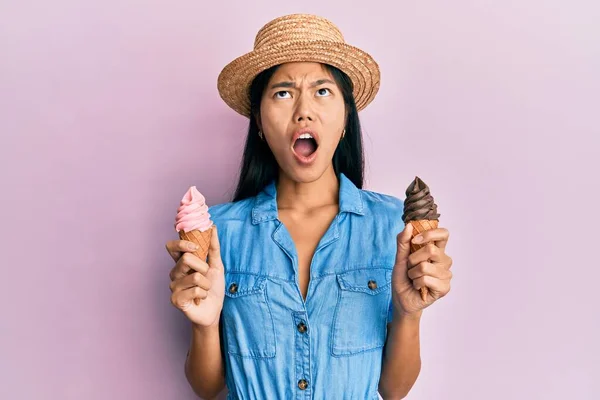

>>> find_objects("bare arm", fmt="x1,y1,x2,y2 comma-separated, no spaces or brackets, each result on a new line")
379,219,453,398
378,309,422,399
166,228,228,399
185,321,226,399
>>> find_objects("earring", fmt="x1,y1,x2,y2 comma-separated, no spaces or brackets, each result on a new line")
342,129,346,139
258,130,263,140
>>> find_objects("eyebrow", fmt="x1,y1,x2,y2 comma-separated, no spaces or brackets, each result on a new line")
269,79,336,89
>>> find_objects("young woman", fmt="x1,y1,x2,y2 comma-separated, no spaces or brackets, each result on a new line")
166,14,453,400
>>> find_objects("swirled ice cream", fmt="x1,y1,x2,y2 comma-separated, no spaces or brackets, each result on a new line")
174,186,213,233
402,176,440,223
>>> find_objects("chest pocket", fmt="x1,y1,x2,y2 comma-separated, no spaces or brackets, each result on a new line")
330,268,392,357
222,272,276,359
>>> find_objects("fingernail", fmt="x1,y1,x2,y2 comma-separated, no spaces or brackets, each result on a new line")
413,235,423,244
188,243,199,250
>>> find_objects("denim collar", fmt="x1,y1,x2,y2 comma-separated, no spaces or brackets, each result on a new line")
251,173,365,224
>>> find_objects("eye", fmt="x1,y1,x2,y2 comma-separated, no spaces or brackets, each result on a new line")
316,88,331,97
274,91,291,99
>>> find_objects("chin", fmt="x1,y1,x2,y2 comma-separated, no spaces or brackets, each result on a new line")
281,162,331,184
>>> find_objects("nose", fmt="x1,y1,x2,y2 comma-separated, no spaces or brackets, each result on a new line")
293,95,313,122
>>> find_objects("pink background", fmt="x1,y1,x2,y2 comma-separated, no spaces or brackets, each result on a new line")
1,0,598,399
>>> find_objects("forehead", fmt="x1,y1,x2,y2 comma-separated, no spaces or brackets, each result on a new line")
270,62,335,82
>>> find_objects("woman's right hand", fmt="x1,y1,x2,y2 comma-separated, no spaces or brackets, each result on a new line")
166,226,225,327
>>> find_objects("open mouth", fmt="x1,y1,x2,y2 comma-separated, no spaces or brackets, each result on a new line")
292,133,319,158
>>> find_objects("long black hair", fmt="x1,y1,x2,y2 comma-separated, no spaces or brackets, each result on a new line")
232,64,365,202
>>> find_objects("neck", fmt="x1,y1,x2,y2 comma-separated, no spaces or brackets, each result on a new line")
276,165,339,212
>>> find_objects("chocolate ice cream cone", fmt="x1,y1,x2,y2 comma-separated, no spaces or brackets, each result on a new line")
402,176,441,303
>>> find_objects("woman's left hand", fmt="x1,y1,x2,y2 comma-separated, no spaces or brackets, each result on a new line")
391,222,453,317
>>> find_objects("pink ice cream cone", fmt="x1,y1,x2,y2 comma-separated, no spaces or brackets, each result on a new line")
175,186,214,305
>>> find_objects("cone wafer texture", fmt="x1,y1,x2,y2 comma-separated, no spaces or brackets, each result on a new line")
409,219,439,254
178,226,213,261
409,220,438,301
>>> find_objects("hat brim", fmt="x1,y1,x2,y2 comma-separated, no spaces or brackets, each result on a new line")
217,40,380,118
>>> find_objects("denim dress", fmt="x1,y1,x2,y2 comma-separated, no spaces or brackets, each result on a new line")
209,173,405,399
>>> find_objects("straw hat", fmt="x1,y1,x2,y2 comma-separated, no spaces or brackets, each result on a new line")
217,13,381,118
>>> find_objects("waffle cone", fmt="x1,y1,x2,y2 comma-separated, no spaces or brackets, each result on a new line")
408,219,439,301
178,226,213,306
178,225,213,261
